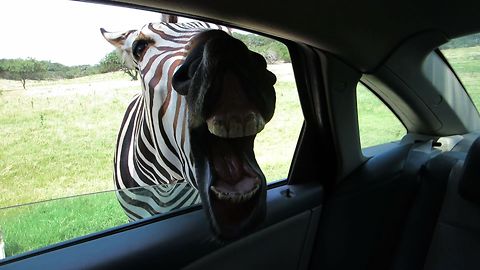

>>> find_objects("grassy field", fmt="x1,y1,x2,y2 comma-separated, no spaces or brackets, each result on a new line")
0,67,301,208
0,72,138,208
0,72,139,256
2,44,478,258
0,192,127,256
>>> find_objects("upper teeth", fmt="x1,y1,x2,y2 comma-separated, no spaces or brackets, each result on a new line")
210,184,260,203
206,114,266,138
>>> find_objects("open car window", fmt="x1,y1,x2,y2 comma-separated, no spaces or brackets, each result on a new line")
0,0,303,260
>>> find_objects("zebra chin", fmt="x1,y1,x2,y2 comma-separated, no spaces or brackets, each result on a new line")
190,128,267,240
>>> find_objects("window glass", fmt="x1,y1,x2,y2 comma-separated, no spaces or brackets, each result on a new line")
440,34,480,108
0,0,302,259
356,83,406,149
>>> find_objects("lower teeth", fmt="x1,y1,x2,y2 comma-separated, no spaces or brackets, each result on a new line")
210,185,259,202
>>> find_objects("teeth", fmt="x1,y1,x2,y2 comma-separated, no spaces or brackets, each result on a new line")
210,184,260,203
206,114,266,138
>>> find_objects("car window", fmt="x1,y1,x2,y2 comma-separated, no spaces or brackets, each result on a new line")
0,0,302,259
356,83,406,150
439,33,480,110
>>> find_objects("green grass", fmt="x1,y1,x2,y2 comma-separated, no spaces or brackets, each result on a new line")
356,84,406,148
0,192,127,257
0,72,137,208
0,72,137,257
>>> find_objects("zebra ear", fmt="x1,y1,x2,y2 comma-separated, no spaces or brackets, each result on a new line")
100,28,134,49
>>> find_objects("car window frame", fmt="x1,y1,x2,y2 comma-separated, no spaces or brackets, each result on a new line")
0,4,308,261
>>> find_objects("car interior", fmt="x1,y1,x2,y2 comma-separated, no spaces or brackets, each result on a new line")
2,0,480,269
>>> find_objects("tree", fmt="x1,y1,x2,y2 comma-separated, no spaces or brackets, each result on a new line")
99,51,138,80
0,58,47,89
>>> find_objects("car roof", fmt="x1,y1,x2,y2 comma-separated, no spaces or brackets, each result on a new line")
110,0,480,72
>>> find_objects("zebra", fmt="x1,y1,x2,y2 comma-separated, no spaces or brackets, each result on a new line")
101,21,276,239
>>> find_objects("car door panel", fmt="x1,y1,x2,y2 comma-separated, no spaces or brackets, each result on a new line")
185,207,321,270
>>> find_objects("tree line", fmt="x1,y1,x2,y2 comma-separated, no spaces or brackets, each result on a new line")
0,51,135,89
0,33,289,89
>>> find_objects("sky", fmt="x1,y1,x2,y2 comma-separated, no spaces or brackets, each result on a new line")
0,0,170,66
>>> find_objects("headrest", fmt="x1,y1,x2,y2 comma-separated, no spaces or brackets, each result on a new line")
458,136,480,204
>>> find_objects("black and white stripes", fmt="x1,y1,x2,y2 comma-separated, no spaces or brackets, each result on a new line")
102,21,275,238
104,22,229,219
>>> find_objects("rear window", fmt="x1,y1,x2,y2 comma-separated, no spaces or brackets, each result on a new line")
440,34,480,109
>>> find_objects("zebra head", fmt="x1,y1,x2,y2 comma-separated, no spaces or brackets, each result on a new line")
173,29,277,238
101,24,276,239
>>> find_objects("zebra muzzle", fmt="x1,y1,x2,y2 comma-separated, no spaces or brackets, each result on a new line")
206,112,266,138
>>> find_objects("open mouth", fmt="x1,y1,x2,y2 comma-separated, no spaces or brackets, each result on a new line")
205,109,266,203
209,135,261,202
201,116,266,238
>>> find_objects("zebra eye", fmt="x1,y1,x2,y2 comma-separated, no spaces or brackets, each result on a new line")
132,40,149,60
